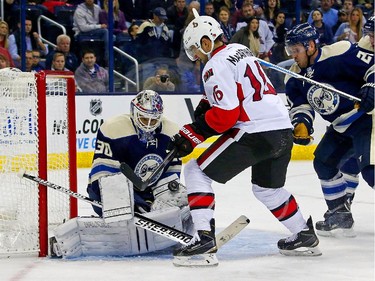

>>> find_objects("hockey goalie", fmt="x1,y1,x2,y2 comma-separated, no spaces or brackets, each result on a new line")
50,90,193,258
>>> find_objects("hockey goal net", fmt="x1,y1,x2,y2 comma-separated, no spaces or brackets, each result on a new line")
0,69,77,257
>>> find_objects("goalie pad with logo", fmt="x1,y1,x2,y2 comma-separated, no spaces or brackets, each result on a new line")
51,206,184,258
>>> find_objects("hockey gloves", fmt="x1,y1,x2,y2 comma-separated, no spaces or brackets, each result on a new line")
168,124,205,158
194,99,211,120
359,83,375,113
291,116,314,146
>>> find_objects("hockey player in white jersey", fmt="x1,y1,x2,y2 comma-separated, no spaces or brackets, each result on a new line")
50,90,193,258
168,9,321,266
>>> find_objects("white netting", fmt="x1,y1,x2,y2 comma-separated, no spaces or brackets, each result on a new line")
0,69,75,256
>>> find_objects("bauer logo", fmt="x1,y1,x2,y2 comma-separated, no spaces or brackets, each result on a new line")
90,99,102,116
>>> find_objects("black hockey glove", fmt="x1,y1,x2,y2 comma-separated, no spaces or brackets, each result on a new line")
194,99,211,120
291,116,314,146
167,124,205,158
359,83,375,113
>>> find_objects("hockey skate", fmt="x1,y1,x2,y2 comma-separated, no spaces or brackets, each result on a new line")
316,204,355,238
278,216,322,256
173,219,218,267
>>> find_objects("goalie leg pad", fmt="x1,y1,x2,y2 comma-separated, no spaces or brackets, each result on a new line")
52,207,186,258
99,172,134,223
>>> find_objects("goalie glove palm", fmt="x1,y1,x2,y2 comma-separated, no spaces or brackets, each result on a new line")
293,123,314,145
168,124,205,157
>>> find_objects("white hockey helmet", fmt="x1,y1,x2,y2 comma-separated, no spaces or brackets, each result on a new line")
183,8,223,61
130,90,164,133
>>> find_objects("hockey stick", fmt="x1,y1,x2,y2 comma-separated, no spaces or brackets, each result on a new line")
120,147,178,191
256,58,361,102
18,170,193,245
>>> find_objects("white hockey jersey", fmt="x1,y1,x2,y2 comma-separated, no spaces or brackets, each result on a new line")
202,43,292,135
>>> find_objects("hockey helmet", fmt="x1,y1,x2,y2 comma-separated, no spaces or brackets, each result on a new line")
183,8,223,61
364,16,374,36
130,90,164,133
285,23,319,55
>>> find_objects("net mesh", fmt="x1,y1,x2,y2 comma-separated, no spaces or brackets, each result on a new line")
0,69,73,255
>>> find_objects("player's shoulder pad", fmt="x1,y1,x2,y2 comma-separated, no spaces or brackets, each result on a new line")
358,36,374,52
160,117,179,137
99,114,136,139
318,41,352,62
285,62,301,84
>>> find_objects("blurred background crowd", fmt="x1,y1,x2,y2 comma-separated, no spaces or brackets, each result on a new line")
0,0,373,93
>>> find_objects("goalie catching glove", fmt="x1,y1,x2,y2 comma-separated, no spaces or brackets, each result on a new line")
292,116,314,146
151,174,188,211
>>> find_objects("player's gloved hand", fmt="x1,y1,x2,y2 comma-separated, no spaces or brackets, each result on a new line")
151,174,188,211
358,83,375,113
293,123,314,145
167,124,205,157
194,99,211,120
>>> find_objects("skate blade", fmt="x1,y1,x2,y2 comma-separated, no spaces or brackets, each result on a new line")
173,253,219,267
317,227,356,238
279,246,322,257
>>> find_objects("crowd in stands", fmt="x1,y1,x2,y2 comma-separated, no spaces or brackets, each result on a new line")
0,0,373,92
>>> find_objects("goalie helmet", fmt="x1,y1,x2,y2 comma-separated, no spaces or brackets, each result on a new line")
285,23,319,55
130,90,164,133
183,8,223,61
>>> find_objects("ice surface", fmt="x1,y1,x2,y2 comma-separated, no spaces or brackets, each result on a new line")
1,161,374,281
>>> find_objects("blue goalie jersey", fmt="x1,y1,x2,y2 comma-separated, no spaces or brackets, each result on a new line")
87,114,181,214
285,40,374,127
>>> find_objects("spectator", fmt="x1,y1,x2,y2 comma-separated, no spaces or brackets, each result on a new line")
230,16,273,61
218,6,235,43
311,9,334,45
270,11,289,64
143,65,175,91
51,52,70,71
167,0,189,58
0,21,10,49
260,0,280,27
211,0,234,15
31,49,44,71
307,0,338,29
332,9,349,34
73,0,109,63
25,50,34,72
0,53,11,69
74,49,109,93
231,2,254,28
0,47,14,67
334,7,364,43
99,0,128,47
149,0,174,11
42,0,71,14
118,0,148,27
204,2,217,20
8,18,48,68
135,7,172,62
45,34,79,71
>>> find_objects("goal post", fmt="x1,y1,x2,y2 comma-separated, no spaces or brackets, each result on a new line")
0,69,77,257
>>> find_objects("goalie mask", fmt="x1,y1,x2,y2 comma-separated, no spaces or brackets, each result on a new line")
183,8,223,61
130,90,164,141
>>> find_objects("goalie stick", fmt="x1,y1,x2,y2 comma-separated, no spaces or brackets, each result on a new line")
18,171,249,248
120,147,178,191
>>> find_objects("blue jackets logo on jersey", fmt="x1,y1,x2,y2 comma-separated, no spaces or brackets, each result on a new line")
134,154,163,186
307,85,339,115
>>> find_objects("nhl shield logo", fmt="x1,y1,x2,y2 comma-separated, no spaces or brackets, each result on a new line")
90,99,102,116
